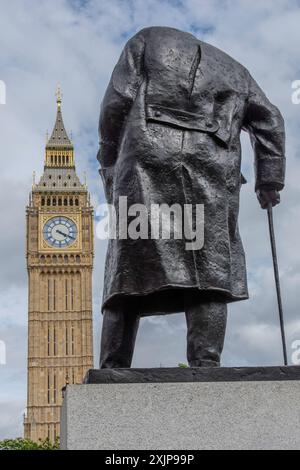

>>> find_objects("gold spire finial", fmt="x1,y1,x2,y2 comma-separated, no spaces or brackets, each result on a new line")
55,84,62,108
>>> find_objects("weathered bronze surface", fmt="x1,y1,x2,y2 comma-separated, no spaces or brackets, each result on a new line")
97,26,285,368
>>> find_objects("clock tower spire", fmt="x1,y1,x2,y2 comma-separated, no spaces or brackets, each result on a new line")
45,86,74,168
24,90,94,443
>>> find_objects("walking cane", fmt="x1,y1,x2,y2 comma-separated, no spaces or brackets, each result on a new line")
267,202,288,365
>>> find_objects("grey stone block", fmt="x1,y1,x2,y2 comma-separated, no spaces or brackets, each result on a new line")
61,367,300,450
84,365,300,384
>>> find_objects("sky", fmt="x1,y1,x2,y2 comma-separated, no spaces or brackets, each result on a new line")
1,0,300,439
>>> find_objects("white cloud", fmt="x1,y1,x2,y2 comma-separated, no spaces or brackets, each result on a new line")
1,0,300,438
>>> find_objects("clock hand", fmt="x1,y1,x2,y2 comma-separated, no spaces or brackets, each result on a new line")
56,229,68,237
56,229,75,240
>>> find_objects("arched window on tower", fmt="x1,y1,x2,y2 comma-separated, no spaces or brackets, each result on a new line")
65,325,69,356
47,325,51,356
65,278,68,310
64,198,68,206
47,372,51,404
53,279,56,310
53,325,57,356
47,279,51,310
71,324,75,355
53,372,57,403
75,198,79,206
71,278,74,309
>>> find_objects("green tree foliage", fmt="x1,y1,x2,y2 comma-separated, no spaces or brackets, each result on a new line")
0,437,59,450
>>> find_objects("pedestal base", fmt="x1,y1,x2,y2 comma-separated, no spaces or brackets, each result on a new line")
60,366,300,450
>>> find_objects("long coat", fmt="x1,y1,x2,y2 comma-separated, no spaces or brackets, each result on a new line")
97,26,285,316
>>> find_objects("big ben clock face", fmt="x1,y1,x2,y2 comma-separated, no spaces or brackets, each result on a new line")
43,216,78,248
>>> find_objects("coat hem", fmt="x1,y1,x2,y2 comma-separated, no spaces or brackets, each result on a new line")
101,284,249,316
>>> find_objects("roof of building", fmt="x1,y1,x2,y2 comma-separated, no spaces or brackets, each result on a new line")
33,87,86,192
46,86,73,149
34,168,86,192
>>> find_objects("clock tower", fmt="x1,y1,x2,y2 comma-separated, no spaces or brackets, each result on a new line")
24,88,94,443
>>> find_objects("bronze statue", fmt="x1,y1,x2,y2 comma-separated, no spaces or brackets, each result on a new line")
97,26,285,368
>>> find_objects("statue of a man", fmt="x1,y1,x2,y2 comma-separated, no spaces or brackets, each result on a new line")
97,26,285,368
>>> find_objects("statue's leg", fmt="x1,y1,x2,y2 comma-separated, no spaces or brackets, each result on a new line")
184,293,227,367
99,303,140,369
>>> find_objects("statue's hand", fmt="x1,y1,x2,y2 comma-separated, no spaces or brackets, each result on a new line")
256,189,280,209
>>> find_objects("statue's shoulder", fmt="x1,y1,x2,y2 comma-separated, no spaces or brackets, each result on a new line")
201,40,249,76
132,27,249,79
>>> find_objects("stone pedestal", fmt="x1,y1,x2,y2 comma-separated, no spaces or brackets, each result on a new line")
60,366,300,450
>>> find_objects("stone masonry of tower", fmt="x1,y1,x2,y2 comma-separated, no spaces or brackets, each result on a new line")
24,88,94,443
